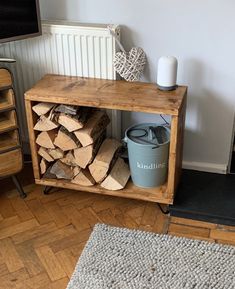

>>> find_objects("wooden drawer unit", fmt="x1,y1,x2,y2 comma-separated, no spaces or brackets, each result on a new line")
0,88,15,111
0,68,23,178
0,148,23,178
0,109,17,133
25,74,187,205
0,68,12,88
0,130,20,153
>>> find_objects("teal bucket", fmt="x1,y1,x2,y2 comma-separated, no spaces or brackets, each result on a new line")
124,123,170,188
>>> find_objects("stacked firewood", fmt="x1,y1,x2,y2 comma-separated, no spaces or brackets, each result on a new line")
33,103,130,190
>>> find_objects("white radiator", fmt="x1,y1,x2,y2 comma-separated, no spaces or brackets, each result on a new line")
0,21,121,148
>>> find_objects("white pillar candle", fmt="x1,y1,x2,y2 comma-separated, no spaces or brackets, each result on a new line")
157,56,178,91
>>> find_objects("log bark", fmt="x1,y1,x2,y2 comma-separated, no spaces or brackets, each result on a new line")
36,130,57,149
32,103,55,116
50,160,74,180
55,104,78,115
48,148,64,160
100,158,130,190
34,115,59,131
73,133,104,169
38,147,54,162
74,110,110,147
72,169,95,186
73,166,81,177
40,158,48,175
88,138,122,183
54,127,81,151
43,166,57,179
60,151,77,166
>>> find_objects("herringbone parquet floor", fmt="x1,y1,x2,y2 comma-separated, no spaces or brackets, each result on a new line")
0,183,235,289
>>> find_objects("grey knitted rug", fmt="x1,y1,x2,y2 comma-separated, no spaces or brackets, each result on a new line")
67,224,235,289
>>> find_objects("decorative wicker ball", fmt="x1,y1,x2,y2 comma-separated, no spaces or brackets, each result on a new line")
114,47,146,82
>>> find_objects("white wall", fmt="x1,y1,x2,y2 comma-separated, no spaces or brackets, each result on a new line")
39,0,235,173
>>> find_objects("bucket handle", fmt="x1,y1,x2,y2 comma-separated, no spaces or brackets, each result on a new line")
149,126,160,149
124,128,160,148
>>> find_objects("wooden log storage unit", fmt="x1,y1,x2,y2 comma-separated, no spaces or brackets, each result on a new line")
25,74,187,205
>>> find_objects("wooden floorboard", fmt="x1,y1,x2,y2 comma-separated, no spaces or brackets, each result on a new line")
0,182,234,288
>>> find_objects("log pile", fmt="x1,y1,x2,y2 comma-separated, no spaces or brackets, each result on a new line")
33,103,130,190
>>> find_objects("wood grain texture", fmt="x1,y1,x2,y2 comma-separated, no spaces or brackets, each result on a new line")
0,89,15,112
0,130,19,153
168,223,211,240
0,181,234,289
0,238,24,272
100,157,130,190
36,178,171,204
0,149,23,178
25,74,187,116
25,100,41,179
0,68,12,88
35,245,67,281
0,110,17,133
25,75,187,204
0,68,23,180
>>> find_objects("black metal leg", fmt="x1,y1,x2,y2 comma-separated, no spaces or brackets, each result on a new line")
43,186,53,195
12,175,27,199
157,203,169,215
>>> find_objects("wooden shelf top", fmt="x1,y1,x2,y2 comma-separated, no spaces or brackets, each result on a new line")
25,74,187,116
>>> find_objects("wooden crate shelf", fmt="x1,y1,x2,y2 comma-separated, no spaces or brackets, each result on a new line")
25,74,187,205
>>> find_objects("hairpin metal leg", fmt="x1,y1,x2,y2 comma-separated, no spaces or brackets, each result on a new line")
11,175,27,199
43,186,53,195
157,203,169,215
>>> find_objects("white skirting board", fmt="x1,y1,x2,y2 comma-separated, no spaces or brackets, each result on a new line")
182,161,227,174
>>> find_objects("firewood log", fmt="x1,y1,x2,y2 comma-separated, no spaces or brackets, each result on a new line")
60,151,77,166
32,103,55,116
55,104,78,115
72,169,95,186
58,113,82,132
74,110,110,147
58,107,92,132
73,133,104,169
36,130,57,149
40,158,48,175
54,127,81,151
50,160,74,180
34,115,59,131
88,138,122,183
38,147,54,162
43,166,57,179
100,158,130,190
73,166,81,177
48,148,64,160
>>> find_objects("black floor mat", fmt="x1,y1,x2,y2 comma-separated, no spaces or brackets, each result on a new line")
170,170,235,226
231,151,235,174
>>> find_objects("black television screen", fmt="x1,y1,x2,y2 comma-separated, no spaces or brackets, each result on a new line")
0,0,41,43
